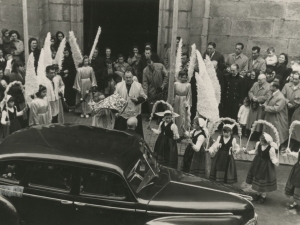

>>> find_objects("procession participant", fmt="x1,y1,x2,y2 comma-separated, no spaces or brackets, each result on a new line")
174,70,192,137
90,48,104,91
149,110,180,169
73,56,97,118
208,124,240,184
114,70,147,137
262,82,289,146
246,74,270,140
285,149,300,210
28,85,52,126
60,48,77,107
142,59,168,120
281,72,300,123
245,132,279,204
43,65,64,123
125,117,142,140
90,93,115,130
181,117,207,178
223,64,244,120
1,95,26,138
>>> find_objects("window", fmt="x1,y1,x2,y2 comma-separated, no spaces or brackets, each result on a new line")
28,163,73,192
80,170,126,199
0,160,27,184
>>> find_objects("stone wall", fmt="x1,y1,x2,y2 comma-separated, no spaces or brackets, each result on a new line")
159,0,300,61
0,0,83,49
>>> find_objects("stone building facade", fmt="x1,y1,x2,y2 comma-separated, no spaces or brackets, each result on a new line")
1,0,300,61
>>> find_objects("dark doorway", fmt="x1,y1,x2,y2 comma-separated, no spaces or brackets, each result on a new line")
83,0,160,59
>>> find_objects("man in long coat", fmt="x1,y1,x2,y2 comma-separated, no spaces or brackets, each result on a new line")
246,74,270,135
262,82,289,145
282,72,300,123
223,64,244,120
143,59,168,115
114,70,147,137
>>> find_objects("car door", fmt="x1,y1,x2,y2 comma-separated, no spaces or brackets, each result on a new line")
18,161,77,225
72,168,145,225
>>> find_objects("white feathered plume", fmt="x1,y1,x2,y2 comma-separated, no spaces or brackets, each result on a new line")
187,44,196,82
89,27,101,60
175,38,182,81
25,53,39,105
37,48,48,85
195,50,219,123
54,37,66,70
44,32,53,68
205,55,221,104
69,31,83,69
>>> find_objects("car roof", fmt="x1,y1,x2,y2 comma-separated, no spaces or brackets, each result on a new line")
0,124,142,173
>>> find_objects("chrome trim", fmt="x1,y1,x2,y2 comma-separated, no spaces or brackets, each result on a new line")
136,209,146,213
147,211,233,216
23,193,64,202
82,202,135,212
61,200,73,205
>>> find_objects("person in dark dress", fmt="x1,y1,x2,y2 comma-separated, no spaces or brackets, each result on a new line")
275,53,288,81
1,95,26,138
223,64,244,120
181,117,208,178
60,48,77,107
150,110,180,169
53,31,65,52
90,47,105,92
285,149,300,210
245,132,279,204
208,124,240,184
28,37,41,72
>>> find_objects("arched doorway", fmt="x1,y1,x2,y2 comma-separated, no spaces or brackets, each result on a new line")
83,0,159,59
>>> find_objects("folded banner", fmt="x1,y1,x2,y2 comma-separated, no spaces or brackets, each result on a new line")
89,94,127,114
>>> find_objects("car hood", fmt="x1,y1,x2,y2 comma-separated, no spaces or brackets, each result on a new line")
147,167,253,215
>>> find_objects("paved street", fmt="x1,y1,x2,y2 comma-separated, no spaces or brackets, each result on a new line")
64,112,300,224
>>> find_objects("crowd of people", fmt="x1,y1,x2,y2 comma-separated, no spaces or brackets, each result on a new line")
0,28,300,210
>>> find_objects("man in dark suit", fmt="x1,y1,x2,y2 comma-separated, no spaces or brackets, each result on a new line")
203,42,225,71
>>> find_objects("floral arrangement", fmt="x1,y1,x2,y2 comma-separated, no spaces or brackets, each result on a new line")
195,50,219,123
89,27,101,61
287,120,300,149
187,44,196,83
0,81,26,111
43,32,53,68
204,56,221,104
88,94,127,115
69,31,83,69
175,38,182,81
25,52,39,105
148,100,174,127
54,37,66,70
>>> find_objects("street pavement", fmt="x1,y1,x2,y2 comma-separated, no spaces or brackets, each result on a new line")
64,112,300,224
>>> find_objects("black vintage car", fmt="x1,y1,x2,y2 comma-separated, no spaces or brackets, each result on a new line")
0,125,258,225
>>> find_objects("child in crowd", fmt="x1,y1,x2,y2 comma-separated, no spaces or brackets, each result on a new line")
265,47,278,70
181,117,208,178
174,70,192,137
245,132,279,204
1,95,27,138
149,110,180,169
73,56,97,118
29,85,52,126
238,97,250,137
285,148,300,210
208,124,240,184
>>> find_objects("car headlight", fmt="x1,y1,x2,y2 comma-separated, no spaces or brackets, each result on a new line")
245,213,258,225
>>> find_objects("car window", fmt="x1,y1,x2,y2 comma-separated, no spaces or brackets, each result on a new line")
28,163,73,192
0,161,27,184
80,170,126,199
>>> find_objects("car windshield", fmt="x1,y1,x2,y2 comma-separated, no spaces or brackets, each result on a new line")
125,141,159,193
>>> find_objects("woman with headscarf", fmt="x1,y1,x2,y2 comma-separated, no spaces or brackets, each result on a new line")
245,132,279,204
28,37,41,72
181,117,208,178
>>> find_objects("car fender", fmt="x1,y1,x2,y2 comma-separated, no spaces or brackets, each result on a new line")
0,195,19,225
145,215,244,225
